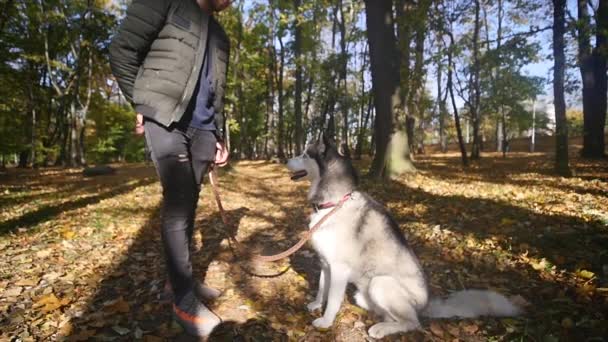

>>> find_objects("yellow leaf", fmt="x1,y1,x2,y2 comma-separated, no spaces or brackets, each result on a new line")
577,269,595,279
35,293,59,307
35,293,64,313
531,258,548,271
62,229,76,240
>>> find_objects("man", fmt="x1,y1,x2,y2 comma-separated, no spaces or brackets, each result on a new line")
109,0,231,336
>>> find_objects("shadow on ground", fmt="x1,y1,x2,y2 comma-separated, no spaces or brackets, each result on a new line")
0,165,158,236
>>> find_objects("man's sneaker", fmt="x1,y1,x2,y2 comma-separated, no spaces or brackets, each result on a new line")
172,290,221,337
163,280,221,303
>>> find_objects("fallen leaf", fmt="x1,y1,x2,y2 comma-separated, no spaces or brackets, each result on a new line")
446,323,460,337
112,326,130,336
34,293,66,313
462,323,479,334
103,297,130,314
15,278,38,287
2,287,23,298
430,322,444,337
577,269,595,279
61,228,76,240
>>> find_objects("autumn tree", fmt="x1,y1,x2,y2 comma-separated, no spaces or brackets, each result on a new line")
576,0,607,158
553,0,571,176
365,0,411,179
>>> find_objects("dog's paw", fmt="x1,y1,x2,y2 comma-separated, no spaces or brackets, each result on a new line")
368,323,390,339
368,322,411,339
307,301,322,312
312,317,333,329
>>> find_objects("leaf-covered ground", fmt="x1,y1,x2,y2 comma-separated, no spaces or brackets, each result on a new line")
1,153,607,341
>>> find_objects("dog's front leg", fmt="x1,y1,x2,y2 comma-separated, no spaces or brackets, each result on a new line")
307,262,329,312
312,263,350,329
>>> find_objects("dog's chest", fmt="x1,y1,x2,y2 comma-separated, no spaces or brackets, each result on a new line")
309,209,339,260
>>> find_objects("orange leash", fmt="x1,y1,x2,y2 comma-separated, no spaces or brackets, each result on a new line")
207,166,350,263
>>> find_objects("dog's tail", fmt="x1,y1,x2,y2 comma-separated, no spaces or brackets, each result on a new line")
421,289,521,318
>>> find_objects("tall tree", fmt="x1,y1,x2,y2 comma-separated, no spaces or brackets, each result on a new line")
293,0,303,155
446,30,468,167
407,0,431,152
396,0,415,164
469,0,482,159
277,27,286,160
553,0,571,176
337,0,350,157
577,0,607,158
365,0,413,179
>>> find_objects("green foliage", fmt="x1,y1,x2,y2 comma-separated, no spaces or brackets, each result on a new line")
567,109,584,136
86,94,143,163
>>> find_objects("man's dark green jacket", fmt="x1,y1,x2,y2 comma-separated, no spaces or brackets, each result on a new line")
109,0,230,137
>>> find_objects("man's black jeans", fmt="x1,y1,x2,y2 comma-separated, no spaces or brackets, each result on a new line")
144,119,217,302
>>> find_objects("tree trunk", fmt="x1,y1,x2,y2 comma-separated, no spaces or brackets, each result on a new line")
436,46,448,153
69,103,78,166
338,0,350,156
496,118,502,152
27,77,37,168
407,1,430,152
553,0,571,176
470,0,482,159
396,0,415,159
579,0,607,158
396,0,412,119
447,32,468,167
501,106,507,157
357,96,373,160
530,98,536,152
265,2,276,159
293,0,303,155
18,150,28,168
277,34,286,160
356,45,369,159
365,0,414,180
264,50,273,159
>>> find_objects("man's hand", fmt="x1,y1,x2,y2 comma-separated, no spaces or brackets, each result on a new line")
135,113,144,135
215,141,229,167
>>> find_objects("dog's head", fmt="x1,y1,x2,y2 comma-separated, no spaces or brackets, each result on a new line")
286,133,358,193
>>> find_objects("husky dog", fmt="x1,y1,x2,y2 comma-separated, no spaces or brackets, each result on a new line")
286,135,521,339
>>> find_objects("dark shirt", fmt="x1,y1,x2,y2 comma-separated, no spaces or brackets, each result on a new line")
186,21,216,131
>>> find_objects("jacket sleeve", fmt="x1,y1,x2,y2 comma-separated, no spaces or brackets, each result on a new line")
109,0,171,104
